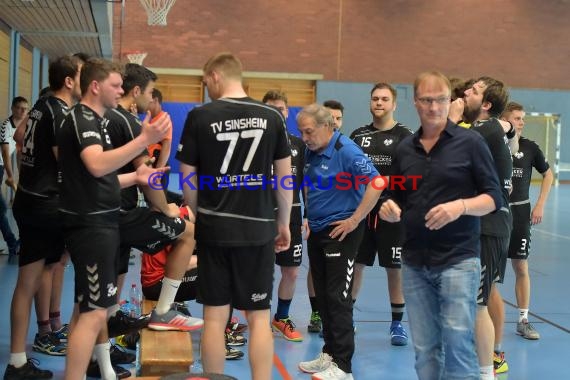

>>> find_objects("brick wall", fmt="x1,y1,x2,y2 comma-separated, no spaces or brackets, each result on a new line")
114,0,570,89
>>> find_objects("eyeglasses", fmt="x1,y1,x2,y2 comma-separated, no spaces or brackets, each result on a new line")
416,97,450,105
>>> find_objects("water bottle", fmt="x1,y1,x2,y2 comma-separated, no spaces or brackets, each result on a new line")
129,283,142,318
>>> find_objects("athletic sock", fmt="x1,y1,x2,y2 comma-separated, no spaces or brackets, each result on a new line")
37,320,51,335
155,277,181,315
494,343,502,353
94,342,115,380
49,311,62,331
9,352,27,367
309,296,318,313
275,298,292,320
519,308,529,322
480,365,494,380
391,303,405,322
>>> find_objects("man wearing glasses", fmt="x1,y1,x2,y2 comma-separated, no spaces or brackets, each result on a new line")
379,71,502,380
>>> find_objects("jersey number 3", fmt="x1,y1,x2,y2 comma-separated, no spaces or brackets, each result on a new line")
216,130,264,174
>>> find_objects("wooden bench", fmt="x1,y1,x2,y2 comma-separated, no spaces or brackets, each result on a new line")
139,300,194,376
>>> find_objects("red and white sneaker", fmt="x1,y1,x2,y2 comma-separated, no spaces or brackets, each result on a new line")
148,308,203,331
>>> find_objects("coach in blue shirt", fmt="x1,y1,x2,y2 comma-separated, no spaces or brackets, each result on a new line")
297,104,382,380
380,72,502,380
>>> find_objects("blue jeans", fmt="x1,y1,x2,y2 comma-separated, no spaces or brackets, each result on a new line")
403,258,480,380
0,167,17,253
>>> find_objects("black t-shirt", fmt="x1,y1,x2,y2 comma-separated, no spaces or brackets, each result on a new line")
289,134,305,224
19,96,68,198
105,105,146,211
349,122,413,177
58,104,120,224
510,137,550,203
176,97,291,246
472,118,513,237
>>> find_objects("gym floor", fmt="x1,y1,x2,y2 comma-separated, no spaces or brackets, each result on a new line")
1,184,569,379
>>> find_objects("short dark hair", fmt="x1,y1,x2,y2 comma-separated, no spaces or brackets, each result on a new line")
11,96,28,107
323,100,344,113
73,52,91,62
80,58,124,96
122,63,158,94
449,77,475,101
262,90,288,105
370,83,397,100
49,55,83,91
501,101,524,119
477,76,509,117
152,88,163,104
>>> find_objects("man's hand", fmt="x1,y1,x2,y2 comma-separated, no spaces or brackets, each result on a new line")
140,111,171,146
5,177,16,191
164,203,181,219
449,98,465,124
424,199,463,230
531,205,544,225
275,223,291,253
329,216,358,242
135,163,170,187
302,218,310,240
379,199,402,223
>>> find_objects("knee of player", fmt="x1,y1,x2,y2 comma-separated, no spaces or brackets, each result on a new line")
281,266,299,282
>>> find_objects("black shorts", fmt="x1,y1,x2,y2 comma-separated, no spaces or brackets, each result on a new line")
356,217,403,268
477,235,510,306
508,203,531,260
197,241,275,310
65,225,120,313
118,208,187,273
275,224,303,267
142,268,198,302
12,192,64,266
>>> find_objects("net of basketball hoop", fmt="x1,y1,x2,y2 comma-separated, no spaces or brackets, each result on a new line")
125,51,148,65
139,0,177,26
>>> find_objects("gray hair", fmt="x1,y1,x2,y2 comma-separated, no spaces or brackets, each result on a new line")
296,103,334,128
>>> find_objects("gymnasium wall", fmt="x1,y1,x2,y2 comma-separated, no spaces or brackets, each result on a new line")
114,0,570,90
0,29,9,120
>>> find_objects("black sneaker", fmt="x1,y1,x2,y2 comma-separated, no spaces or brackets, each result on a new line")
85,360,131,379
225,346,244,360
110,343,136,365
225,329,247,346
107,310,150,338
4,358,53,380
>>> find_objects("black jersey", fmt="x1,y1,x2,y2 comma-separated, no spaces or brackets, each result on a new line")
19,96,68,198
510,137,549,203
289,134,305,224
349,122,413,176
176,97,291,246
105,106,146,211
58,104,120,223
472,118,513,237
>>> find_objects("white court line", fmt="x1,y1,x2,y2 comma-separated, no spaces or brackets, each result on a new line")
533,228,570,240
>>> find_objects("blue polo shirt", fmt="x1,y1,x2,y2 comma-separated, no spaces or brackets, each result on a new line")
389,121,503,267
304,131,379,232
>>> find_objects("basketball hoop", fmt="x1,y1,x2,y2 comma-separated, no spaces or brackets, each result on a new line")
125,51,148,65
139,0,177,26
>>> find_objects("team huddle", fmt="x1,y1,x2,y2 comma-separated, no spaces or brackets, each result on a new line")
2,51,552,380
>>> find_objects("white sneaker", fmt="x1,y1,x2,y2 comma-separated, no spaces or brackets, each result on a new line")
312,362,354,380
299,352,332,374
